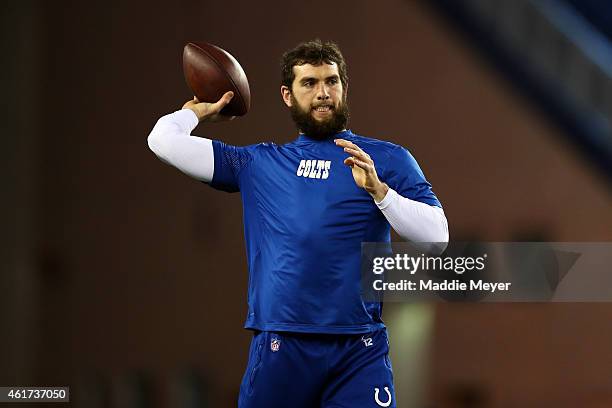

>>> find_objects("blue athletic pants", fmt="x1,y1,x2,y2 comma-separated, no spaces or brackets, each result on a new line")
238,328,396,408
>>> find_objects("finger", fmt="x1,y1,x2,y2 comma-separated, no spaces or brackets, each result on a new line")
334,138,357,149
343,147,372,163
343,157,355,167
334,138,354,148
350,158,372,171
210,91,234,111
334,138,362,152
220,91,234,104
340,142,369,160
193,96,199,102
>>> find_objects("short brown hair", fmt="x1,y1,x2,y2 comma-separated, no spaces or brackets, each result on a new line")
280,39,348,91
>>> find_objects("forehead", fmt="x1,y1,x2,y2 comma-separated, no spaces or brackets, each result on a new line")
292,62,339,81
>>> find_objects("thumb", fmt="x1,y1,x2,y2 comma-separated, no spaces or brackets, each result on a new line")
222,91,234,104
211,91,234,112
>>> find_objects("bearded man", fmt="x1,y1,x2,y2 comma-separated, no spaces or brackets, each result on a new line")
148,39,448,408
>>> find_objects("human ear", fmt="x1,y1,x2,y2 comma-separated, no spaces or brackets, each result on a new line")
281,85,293,107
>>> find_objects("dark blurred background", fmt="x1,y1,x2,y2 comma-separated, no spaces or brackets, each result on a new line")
2,0,611,406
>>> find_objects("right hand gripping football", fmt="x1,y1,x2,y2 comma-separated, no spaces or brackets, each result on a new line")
182,91,235,123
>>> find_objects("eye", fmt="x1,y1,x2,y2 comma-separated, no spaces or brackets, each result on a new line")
303,80,314,87
327,77,339,85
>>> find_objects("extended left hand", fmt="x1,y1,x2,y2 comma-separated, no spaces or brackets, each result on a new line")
335,138,389,202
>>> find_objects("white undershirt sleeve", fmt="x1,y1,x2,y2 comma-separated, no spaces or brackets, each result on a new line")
147,109,215,182
375,188,449,254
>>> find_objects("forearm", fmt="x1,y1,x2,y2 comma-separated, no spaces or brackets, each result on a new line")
375,188,449,254
147,109,214,182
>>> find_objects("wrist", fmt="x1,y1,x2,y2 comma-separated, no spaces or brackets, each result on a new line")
368,182,389,203
182,106,206,122
193,107,205,122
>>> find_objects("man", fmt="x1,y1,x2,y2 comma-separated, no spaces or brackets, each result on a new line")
148,39,448,408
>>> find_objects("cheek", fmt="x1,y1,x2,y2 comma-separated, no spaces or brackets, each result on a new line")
295,94,313,110
331,87,344,101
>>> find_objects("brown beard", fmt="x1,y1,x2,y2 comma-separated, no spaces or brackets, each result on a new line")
289,95,350,140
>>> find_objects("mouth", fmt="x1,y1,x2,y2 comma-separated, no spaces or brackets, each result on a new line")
312,105,334,114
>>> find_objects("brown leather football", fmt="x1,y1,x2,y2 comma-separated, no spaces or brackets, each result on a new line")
182,42,251,116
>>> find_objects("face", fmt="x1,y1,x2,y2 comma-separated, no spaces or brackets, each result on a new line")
281,62,349,139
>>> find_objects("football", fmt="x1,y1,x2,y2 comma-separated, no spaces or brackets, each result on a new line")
182,42,251,116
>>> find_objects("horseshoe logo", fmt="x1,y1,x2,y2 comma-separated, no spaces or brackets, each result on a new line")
374,386,392,407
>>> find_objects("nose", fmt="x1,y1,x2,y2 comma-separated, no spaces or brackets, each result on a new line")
316,83,330,100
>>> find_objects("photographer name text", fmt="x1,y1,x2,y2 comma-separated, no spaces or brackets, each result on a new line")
372,279,511,293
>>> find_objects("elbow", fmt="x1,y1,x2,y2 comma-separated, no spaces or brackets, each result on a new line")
430,211,449,255
147,129,162,156
147,117,171,161
430,237,448,256
419,235,448,256
401,208,449,255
